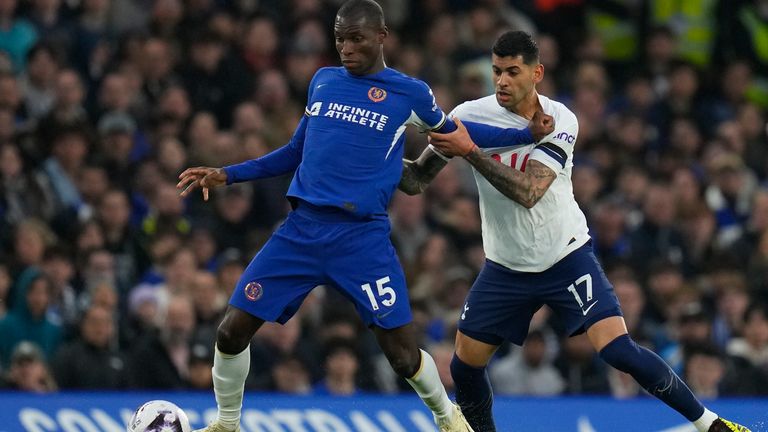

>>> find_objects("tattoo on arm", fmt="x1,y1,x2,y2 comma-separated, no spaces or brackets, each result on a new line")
399,149,448,195
464,147,557,208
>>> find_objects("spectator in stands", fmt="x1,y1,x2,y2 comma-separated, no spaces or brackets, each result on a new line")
249,317,317,390
20,43,59,120
180,30,249,127
555,333,610,395
139,38,177,106
712,273,750,347
0,270,61,367
660,303,715,374
0,142,57,227
41,125,89,218
630,183,690,279
128,294,196,388
40,246,77,329
271,354,312,395
1,341,57,392
684,344,727,400
189,270,224,345
52,304,127,389
727,303,768,370
314,338,361,397
37,69,88,145
188,342,214,390
491,329,565,396
0,0,37,73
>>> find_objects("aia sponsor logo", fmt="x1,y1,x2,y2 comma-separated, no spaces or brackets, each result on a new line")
368,87,387,102
244,282,263,301
554,131,575,143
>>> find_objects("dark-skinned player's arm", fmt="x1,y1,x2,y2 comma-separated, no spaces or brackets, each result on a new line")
398,111,554,195
177,114,308,200
429,116,569,209
178,68,332,200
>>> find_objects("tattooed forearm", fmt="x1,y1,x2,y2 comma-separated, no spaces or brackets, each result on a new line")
464,147,557,208
398,149,448,195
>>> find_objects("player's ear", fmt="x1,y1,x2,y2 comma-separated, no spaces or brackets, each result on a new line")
378,25,388,43
533,63,544,84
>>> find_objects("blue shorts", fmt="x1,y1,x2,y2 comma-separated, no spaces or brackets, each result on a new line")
229,202,411,329
458,241,622,346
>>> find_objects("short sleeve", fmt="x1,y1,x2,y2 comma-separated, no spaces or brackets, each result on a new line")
530,114,578,173
304,69,325,114
408,79,446,130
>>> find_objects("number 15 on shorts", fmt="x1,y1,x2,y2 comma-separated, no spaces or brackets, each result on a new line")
361,276,396,311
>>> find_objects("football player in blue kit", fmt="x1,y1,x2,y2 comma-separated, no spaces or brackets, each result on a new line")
401,30,751,432
176,2,554,431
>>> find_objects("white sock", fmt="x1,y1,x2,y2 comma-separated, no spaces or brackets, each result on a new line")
693,408,718,432
405,349,454,420
212,344,250,429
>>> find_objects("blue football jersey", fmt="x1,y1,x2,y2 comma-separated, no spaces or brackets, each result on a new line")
223,67,534,216
288,67,445,217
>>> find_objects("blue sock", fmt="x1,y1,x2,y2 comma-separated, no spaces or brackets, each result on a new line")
450,354,495,432
599,334,705,421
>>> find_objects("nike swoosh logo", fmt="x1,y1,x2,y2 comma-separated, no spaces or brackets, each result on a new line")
582,301,599,316
317,84,327,89
377,310,394,319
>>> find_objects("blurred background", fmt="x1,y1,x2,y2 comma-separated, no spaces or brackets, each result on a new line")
1,0,768,403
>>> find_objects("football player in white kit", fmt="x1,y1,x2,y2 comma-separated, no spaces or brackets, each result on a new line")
399,31,750,432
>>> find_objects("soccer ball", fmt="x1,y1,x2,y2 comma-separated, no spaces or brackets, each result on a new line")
127,400,191,432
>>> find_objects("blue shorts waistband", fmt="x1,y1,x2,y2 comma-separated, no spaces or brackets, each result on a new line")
291,199,382,223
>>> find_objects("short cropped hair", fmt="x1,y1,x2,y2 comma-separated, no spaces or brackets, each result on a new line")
492,31,539,65
337,0,385,28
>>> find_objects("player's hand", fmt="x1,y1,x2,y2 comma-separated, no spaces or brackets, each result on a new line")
177,166,228,201
428,117,477,157
529,110,554,141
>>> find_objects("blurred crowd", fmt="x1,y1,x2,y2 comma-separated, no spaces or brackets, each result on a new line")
2,0,768,401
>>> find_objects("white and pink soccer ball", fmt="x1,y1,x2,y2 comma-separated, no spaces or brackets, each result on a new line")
127,400,191,432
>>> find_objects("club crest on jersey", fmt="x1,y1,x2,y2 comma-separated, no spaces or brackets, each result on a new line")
368,87,387,102
244,282,263,301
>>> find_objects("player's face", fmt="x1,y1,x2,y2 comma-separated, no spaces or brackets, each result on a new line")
334,15,386,75
492,54,543,109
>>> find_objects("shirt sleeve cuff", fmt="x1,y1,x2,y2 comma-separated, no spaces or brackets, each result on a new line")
427,144,453,161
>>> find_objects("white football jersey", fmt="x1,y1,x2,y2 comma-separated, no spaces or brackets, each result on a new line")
437,94,590,272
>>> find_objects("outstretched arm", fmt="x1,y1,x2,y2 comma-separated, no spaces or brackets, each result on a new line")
433,110,554,147
177,115,309,200
429,118,557,209
399,147,448,195
222,115,308,184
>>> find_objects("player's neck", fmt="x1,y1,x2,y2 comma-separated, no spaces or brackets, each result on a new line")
367,58,386,74
509,91,540,120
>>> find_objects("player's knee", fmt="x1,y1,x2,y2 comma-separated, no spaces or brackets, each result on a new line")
216,322,249,355
387,350,420,378
598,333,640,372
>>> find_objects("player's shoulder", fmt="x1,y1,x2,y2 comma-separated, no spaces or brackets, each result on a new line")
451,95,500,118
385,68,432,92
313,66,344,79
540,94,577,125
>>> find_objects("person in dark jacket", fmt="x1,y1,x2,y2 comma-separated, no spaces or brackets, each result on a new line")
51,304,127,389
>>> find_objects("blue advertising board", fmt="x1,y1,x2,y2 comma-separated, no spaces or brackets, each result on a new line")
0,392,765,432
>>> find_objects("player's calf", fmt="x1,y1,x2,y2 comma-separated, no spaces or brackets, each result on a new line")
450,354,495,432
598,334,746,432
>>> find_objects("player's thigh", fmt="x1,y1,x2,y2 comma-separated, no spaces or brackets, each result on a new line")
458,260,541,347
229,216,323,324
325,220,412,329
543,244,623,338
